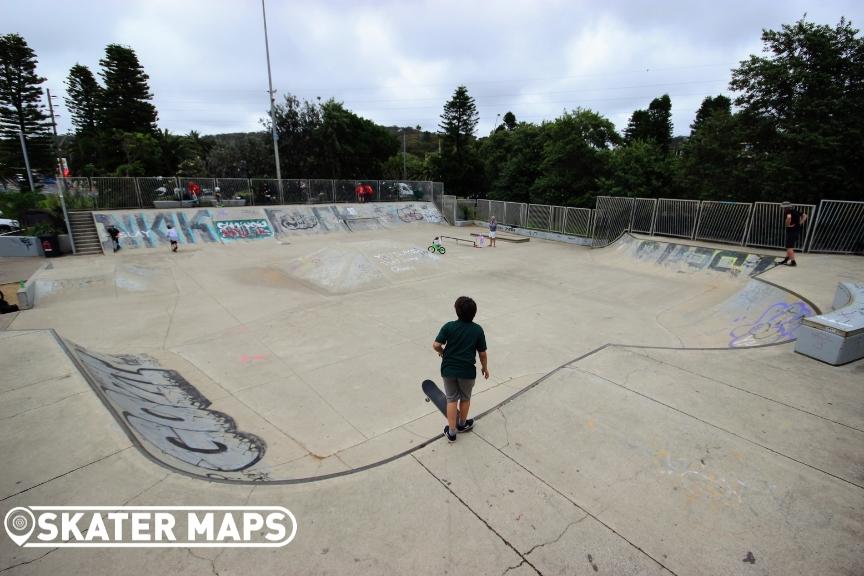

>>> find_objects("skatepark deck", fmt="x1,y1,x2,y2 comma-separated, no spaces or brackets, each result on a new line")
1,203,862,575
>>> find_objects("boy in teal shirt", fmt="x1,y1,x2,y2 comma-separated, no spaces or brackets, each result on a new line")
433,296,489,442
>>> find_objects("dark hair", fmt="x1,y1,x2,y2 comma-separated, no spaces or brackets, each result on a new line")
454,296,477,322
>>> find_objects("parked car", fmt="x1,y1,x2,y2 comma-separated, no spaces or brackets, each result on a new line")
0,215,20,233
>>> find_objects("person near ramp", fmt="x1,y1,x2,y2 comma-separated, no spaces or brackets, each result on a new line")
433,296,489,442
779,202,807,267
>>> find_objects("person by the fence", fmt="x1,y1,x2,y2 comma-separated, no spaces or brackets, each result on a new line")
488,216,497,247
166,224,179,253
362,183,374,203
432,296,489,442
355,182,365,203
107,225,121,252
779,202,807,266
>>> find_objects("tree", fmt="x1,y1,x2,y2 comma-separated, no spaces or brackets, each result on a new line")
532,109,621,206
503,111,517,131
0,33,52,178
439,85,479,155
730,18,864,203
65,64,101,133
481,121,542,203
690,95,731,134
98,44,157,134
624,94,673,152
598,140,676,198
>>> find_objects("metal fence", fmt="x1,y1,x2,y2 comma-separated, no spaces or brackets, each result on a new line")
746,202,815,251
694,201,753,245
629,198,656,234
653,198,700,239
592,197,633,247
807,200,864,254
40,177,439,210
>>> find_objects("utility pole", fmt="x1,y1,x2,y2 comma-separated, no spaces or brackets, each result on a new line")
17,131,36,192
262,0,283,201
402,130,407,181
46,89,75,253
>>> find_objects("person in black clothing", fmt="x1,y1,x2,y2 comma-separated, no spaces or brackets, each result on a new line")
0,290,19,314
779,202,807,266
107,225,121,252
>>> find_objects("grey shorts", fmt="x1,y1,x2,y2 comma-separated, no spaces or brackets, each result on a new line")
442,377,475,402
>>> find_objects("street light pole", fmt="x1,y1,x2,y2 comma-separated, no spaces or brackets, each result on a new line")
46,88,75,254
402,130,407,180
261,0,283,197
17,131,36,192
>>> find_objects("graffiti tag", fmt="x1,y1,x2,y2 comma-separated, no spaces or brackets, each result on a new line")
729,301,814,347
216,219,273,240
74,346,266,475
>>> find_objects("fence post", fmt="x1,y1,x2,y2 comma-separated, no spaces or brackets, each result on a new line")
134,177,144,208
806,200,825,253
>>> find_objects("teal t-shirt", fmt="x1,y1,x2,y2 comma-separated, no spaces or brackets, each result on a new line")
435,320,487,379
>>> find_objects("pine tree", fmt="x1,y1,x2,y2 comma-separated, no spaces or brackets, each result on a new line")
65,64,102,133
0,33,52,177
98,44,157,133
439,85,478,154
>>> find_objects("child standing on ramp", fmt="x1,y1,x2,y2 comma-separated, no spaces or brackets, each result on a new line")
433,296,489,442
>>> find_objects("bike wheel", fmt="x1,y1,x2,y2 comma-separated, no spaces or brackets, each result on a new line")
438,246,446,254
428,245,436,253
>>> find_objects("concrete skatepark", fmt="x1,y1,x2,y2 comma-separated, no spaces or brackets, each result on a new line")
1,201,862,575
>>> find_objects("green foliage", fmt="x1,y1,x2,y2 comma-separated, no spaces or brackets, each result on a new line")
0,33,52,174
624,94,672,153
597,140,676,198
98,44,158,134
531,109,621,206
730,17,864,203
0,189,40,221
439,85,479,154
65,64,101,133
0,34,50,140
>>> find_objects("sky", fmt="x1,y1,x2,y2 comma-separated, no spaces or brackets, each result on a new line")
3,0,863,138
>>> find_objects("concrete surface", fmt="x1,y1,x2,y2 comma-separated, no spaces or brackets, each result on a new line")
1,212,862,575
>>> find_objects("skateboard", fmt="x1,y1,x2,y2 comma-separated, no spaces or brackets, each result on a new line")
422,379,448,417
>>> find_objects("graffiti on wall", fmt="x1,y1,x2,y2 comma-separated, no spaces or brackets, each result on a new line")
632,239,775,277
728,300,814,347
95,210,218,249
74,345,267,477
216,219,273,240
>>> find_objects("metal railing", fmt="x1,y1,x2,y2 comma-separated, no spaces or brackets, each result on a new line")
807,200,864,254
592,197,633,247
35,177,440,210
653,198,700,239
442,195,861,255
694,201,753,245
746,202,814,251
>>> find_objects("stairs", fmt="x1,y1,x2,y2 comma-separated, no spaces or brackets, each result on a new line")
67,211,104,255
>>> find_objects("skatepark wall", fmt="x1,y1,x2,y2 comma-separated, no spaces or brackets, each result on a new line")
608,234,777,279
92,202,442,251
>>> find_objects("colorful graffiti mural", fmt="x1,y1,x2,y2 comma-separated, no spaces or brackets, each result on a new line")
94,202,442,249
216,219,273,241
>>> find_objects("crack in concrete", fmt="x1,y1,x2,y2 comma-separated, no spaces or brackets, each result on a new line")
0,447,132,502
523,518,585,558
411,455,542,575
186,548,222,576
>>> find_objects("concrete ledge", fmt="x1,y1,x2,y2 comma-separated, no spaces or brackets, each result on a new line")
796,282,864,365
0,235,43,257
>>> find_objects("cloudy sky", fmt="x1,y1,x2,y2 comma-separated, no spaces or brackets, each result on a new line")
4,0,862,137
